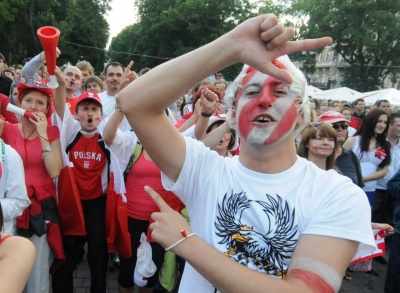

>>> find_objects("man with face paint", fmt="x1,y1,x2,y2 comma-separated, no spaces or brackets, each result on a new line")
118,14,375,293
51,68,137,293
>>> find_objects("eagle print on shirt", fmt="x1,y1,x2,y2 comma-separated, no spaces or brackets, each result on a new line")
215,191,297,279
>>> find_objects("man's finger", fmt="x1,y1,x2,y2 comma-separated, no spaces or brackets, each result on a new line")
125,60,134,74
283,37,333,56
145,185,172,212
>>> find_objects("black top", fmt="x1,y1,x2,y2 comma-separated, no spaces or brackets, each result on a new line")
336,147,365,188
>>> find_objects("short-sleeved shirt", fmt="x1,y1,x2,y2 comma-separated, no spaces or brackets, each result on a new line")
162,136,376,292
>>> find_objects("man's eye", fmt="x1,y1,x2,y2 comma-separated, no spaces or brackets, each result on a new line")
245,89,259,96
274,89,287,95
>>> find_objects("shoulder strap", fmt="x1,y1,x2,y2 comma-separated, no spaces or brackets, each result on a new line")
97,133,111,166
124,140,143,180
66,132,83,154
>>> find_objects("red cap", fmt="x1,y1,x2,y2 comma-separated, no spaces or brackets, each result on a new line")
17,82,54,102
317,110,350,124
75,91,102,111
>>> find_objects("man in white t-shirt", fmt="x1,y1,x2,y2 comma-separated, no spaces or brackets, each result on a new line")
98,62,125,118
119,14,376,293
99,61,136,131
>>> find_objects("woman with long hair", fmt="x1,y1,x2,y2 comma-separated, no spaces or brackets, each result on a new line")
297,123,338,170
175,95,187,120
343,108,391,206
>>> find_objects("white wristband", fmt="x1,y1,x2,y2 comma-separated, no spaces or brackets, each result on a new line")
165,232,196,251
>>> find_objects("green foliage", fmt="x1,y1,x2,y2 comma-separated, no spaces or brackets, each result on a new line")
0,0,110,71
293,0,400,91
109,0,261,79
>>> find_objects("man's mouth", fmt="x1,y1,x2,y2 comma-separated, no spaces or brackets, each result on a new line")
253,114,275,123
88,118,93,123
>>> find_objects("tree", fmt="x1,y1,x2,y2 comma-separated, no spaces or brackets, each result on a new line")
109,0,258,80
292,0,400,92
0,0,110,72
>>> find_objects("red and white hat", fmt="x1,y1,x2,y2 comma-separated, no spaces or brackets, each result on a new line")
75,91,102,111
317,110,350,124
17,82,54,102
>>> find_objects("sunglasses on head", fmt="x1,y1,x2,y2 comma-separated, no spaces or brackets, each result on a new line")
332,124,348,130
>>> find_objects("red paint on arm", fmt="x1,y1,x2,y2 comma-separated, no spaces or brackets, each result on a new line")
290,269,335,293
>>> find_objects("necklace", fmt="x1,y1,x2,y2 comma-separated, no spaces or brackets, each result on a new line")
21,121,37,140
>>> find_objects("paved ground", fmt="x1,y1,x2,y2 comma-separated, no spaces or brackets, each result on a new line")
73,252,390,293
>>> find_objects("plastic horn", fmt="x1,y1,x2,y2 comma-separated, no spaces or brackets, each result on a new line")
6,104,37,121
37,26,60,88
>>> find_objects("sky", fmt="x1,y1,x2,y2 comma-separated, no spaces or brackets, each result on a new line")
105,0,136,46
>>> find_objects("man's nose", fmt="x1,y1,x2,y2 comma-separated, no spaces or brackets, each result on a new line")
258,91,274,108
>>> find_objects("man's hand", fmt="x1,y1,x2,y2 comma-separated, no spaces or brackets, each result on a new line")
147,186,192,250
119,60,138,92
200,88,218,115
229,14,332,84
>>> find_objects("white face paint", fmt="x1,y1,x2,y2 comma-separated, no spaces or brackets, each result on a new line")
234,70,299,146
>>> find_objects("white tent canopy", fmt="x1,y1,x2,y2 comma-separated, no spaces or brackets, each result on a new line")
306,85,323,96
359,88,400,106
308,87,361,102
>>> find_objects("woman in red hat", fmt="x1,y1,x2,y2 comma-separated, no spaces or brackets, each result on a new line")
0,78,63,293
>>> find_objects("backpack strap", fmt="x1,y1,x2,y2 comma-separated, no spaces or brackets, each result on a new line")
124,140,143,181
66,131,83,154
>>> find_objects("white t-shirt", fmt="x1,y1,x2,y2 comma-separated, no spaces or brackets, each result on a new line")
162,137,376,292
98,91,116,118
98,90,132,131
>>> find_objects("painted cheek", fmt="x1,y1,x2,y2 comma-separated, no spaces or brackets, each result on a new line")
77,114,85,121
95,117,101,121
264,101,298,144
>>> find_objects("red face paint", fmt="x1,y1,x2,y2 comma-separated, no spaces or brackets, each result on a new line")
263,101,298,144
95,117,101,121
290,269,334,293
236,71,298,144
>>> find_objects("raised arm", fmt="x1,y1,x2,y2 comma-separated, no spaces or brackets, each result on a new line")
53,67,66,121
201,122,232,150
102,107,124,146
118,14,332,181
193,88,218,140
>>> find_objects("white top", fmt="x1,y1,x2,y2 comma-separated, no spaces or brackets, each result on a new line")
0,141,30,235
353,136,385,191
162,136,376,293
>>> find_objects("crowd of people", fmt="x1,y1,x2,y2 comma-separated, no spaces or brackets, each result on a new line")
0,13,399,293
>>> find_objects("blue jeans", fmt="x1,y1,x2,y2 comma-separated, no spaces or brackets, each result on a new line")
385,232,400,293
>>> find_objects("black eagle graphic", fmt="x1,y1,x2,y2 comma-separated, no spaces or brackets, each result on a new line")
215,191,297,277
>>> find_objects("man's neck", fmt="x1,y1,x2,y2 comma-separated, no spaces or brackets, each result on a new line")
334,145,343,159
66,89,76,99
238,135,297,174
356,110,363,116
107,88,118,97
387,135,399,148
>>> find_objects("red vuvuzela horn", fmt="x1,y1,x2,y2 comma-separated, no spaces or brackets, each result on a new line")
37,26,60,88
